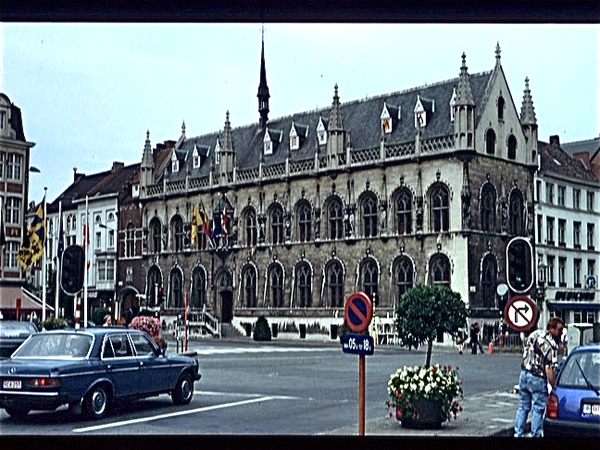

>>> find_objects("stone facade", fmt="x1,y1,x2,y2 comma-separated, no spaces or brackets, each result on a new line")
119,44,538,343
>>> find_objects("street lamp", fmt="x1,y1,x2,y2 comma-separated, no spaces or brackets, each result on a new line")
98,222,118,318
536,260,547,313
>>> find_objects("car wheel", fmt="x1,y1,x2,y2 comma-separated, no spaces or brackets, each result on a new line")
172,372,194,405
5,407,30,420
83,385,110,420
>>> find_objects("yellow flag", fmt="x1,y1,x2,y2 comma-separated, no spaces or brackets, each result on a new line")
191,204,199,246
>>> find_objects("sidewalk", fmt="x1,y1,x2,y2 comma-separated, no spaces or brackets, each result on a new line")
320,390,529,436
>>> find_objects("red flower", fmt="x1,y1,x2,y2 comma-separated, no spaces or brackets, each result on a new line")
448,365,452,372
396,391,400,398
432,366,437,373
390,402,395,408
396,410,402,419
459,405,463,412
415,414,420,421
389,412,393,418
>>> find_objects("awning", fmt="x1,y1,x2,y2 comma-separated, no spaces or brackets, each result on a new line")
0,286,54,312
547,301,600,310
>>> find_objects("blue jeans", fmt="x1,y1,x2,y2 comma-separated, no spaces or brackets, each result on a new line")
514,369,548,437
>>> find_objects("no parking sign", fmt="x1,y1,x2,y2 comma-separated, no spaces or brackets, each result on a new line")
344,292,373,333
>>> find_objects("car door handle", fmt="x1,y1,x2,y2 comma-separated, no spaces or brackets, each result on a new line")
139,361,144,367
107,365,113,371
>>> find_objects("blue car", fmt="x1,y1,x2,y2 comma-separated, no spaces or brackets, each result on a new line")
544,343,600,437
0,327,201,420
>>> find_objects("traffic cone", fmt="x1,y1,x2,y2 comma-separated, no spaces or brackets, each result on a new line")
488,341,493,355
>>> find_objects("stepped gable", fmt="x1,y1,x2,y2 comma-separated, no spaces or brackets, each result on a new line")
165,71,492,181
539,140,598,182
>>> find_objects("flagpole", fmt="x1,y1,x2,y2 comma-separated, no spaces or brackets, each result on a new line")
42,187,47,323
55,200,62,317
84,195,88,327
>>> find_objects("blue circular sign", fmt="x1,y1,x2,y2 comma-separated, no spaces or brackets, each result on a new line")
344,292,373,333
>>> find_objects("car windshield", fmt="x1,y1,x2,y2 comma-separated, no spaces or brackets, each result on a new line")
0,322,38,338
12,333,93,358
558,351,600,389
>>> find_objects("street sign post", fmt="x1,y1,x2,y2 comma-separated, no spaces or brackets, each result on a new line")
343,292,374,436
504,295,538,333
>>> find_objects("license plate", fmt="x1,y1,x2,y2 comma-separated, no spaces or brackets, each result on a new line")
582,403,600,416
2,380,22,389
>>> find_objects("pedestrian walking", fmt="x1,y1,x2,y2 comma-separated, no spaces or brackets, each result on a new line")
455,328,467,354
475,323,484,354
514,317,565,438
470,323,483,354
103,315,112,327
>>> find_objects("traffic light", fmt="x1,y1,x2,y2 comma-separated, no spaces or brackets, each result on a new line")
506,237,533,293
61,245,85,295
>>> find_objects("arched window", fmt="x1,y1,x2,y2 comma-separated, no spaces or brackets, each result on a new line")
326,260,344,308
507,135,517,160
295,262,312,307
430,184,449,232
361,258,379,306
146,265,162,306
270,204,284,245
486,129,496,155
509,189,524,236
393,256,414,303
171,215,184,252
126,223,135,257
327,197,344,240
244,208,257,247
297,201,312,243
242,265,257,308
268,264,284,308
361,193,378,237
169,269,183,308
150,218,161,254
72,215,77,231
497,96,505,120
396,189,412,235
429,254,451,288
481,255,497,308
190,267,206,309
480,184,496,232
66,215,71,231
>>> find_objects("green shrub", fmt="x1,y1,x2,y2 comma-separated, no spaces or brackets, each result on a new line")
91,308,110,326
42,316,67,330
253,316,272,341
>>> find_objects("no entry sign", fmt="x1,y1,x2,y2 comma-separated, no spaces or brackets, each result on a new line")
504,295,538,333
345,292,373,333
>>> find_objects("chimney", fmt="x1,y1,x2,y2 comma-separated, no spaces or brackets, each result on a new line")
549,135,560,146
112,161,125,172
73,167,85,182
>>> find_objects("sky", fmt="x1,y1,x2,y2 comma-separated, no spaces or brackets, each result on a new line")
0,23,598,203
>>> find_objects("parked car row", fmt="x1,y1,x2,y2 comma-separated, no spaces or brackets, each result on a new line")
0,327,201,420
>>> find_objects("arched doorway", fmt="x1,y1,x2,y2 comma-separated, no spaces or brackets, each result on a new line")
215,270,234,323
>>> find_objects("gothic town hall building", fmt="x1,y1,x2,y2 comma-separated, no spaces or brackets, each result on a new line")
126,42,538,343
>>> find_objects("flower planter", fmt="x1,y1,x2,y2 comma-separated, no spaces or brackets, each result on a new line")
398,398,443,429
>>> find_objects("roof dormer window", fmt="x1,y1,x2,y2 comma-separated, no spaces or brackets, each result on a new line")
192,145,200,169
171,151,179,173
290,124,299,151
449,88,457,122
215,139,221,164
264,131,273,155
414,96,426,128
317,117,327,146
381,104,392,134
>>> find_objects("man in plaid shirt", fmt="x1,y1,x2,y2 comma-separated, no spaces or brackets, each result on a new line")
514,317,565,437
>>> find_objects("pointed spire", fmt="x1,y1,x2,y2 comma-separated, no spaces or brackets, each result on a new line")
520,76,537,125
328,84,344,131
257,25,270,129
141,129,153,168
181,120,186,137
222,110,234,152
456,52,475,106
495,42,501,66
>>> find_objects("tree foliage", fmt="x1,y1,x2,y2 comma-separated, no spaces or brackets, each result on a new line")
253,316,272,341
394,284,468,367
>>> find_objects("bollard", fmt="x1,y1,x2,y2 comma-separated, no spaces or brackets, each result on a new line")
488,341,493,355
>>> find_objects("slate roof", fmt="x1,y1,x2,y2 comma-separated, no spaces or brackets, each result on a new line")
539,140,599,183
47,163,140,213
0,93,27,142
162,70,493,183
561,137,600,161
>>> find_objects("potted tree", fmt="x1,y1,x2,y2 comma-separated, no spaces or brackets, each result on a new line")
386,284,468,428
